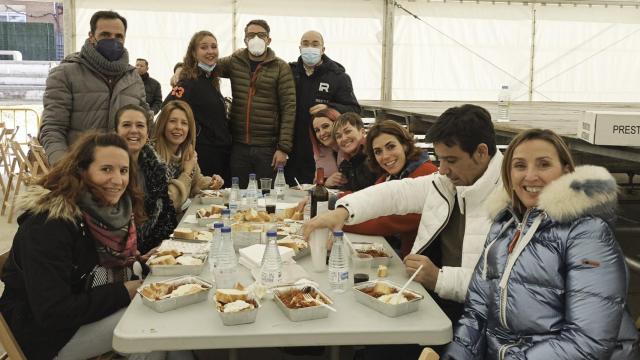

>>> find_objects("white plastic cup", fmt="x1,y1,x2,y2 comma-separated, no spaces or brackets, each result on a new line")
309,228,329,272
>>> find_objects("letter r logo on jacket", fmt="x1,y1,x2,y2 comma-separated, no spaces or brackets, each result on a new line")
319,82,330,93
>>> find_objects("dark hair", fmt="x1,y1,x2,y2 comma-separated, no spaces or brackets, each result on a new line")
115,104,151,131
427,104,497,157
181,31,219,89
502,128,575,214
90,10,127,34
136,58,148,66
244,19,270,34
332,112,364,139
173,62,183,73
37,132,146,222
366,120,421,174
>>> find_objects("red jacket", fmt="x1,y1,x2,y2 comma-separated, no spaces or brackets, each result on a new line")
343,155,437,257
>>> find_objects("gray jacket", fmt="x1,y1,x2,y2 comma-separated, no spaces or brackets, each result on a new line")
444,165,639,360
39,52,148,164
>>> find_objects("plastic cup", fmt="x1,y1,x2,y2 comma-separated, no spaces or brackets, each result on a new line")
352,253,373,283
309,228,329,272
260,178,272,190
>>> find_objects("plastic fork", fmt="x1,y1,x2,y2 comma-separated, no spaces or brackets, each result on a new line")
302,292,337,312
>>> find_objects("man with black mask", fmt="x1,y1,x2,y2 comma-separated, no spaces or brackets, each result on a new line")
39,10,149,165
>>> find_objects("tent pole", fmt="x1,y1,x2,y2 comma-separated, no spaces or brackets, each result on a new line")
63,0,76,56
381,0,395,101
232,0,238,52
528,4,536,101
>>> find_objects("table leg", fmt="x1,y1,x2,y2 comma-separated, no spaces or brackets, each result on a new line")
228,348,238,360
329,345,340,360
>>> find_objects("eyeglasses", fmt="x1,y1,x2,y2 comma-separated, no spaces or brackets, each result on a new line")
245,32,268,40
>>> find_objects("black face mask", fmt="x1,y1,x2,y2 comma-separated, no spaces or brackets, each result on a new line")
95,38,124,62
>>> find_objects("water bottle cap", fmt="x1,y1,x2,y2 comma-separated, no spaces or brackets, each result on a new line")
266,230,277,237
333,230,344,237
501,85,509,89
249,173,256,178
277,165,284,170
213,222,224,228
221,226,231,233
232,177,239,181
222,209,230,214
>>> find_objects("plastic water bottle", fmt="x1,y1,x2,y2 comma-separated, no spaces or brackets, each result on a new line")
260,230,282,288
246,173,258,209
229,177,240,215
209,222,224,272
274,166,286,200
497,85,511,122
328,230,349,293
213,227,239,289
303,190,312,221
221,209,231,227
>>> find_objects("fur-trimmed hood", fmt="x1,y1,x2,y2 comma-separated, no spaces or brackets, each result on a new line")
17,185,81,223
486,165,618,223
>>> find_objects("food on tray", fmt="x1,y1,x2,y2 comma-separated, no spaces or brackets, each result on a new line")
277,235,308,251
215,288,249,303
196,204,226,219
275,287,328,309
170,283,207,298
195,231,212,241
140,282,174,300
140,282,207,300
276,222,302,236
359,282,418,302
148,254,178,266
378,293,408,304
231,207,302,224
155,249,182,258
220,300,255,313
174,227,195,240
377,265,388,277
148,252,204,266
356,244,390,258
175,255,203,265
200,190,224,198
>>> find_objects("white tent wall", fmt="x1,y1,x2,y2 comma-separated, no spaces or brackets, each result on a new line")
72,0,382,101
392,1,640,102
69,0,640,102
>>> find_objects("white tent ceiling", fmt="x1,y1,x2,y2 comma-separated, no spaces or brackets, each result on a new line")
63,0,640,102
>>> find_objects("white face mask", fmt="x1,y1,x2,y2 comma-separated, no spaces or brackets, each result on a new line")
247,36,266,56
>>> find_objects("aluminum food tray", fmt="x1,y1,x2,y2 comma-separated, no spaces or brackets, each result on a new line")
352,280,423,318
273,285,333,322
138,276,212,313
214,296,261,326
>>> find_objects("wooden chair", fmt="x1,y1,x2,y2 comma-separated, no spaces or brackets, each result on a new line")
26,141,49,178
1,141,39,223
0,251,27,360
418,347,439,360
0,127,18,177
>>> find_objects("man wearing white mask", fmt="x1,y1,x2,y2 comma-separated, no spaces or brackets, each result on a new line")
216,19,296,187
285,30,360,185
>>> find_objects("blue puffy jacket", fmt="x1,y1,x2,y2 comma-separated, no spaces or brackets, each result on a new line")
443,166,639,360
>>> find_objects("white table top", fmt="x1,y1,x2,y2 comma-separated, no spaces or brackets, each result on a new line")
113,198,452,353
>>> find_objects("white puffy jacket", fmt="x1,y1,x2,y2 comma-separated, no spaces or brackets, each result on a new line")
337,151,503,303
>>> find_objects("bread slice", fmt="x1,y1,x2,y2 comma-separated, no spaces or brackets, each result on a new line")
148,254,178,266
215,288,249,304
174,227,195,240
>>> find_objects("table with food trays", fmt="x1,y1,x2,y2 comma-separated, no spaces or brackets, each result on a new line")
112,190,452,360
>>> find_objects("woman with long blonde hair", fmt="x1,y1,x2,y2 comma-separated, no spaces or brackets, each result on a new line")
154,100,223,211
164,30,232,184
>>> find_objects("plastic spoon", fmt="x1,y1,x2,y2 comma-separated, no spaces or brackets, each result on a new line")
394,264,423,304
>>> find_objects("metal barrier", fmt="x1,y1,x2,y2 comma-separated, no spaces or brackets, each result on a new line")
0,107,41,145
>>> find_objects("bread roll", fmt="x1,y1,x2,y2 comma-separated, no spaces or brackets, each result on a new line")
282,206,297,220
215,288,249,303
257,211,272,222
174,227,195,239
155,249,182,258
148,255,178,266
377,265,388,277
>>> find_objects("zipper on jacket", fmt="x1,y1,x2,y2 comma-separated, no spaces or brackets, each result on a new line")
499,340,521,360
499,209,531,329
416,182,452,254
481,217,514,279
245,65,261,144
